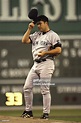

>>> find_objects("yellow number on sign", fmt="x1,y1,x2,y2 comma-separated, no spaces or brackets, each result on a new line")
5,92,23,106
14,92,22,105
6,92,14,106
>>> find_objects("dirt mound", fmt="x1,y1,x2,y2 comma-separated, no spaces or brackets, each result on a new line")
0,115,78,123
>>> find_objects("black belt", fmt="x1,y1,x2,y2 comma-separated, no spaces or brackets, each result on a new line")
34,59,46,63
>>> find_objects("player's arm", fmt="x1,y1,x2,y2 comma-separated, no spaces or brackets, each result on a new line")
46,46,62,56
47,42,62,56
38,47,61,57
22,22,35,44
38,41,62,57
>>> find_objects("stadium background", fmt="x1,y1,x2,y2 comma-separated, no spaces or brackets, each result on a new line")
0,0,81,110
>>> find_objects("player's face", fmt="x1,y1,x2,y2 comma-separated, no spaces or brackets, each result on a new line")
37,21,47,32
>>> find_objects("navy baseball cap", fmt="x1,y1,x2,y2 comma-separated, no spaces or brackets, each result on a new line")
36,15,48,23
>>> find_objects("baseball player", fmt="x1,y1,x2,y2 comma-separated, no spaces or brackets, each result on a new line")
21,15,62,119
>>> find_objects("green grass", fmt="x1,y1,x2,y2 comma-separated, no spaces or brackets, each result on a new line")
0,109,81,122
50,109,81,122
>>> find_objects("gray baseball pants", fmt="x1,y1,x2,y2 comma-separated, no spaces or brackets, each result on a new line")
23,59,55,114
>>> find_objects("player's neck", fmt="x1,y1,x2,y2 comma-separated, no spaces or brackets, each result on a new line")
46,26,50,32
42,29,50,35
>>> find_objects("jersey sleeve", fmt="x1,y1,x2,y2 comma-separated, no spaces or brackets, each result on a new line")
29,32,38,43
49,32,62,49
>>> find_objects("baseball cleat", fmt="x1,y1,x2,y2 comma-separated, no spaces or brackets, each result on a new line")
40,113,49,120
21,110,33,118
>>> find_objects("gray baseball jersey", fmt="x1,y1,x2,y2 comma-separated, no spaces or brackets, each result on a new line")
30,30,61,60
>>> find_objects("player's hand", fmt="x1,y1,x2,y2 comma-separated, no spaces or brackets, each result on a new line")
38,51,46,57
28,22,35,30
